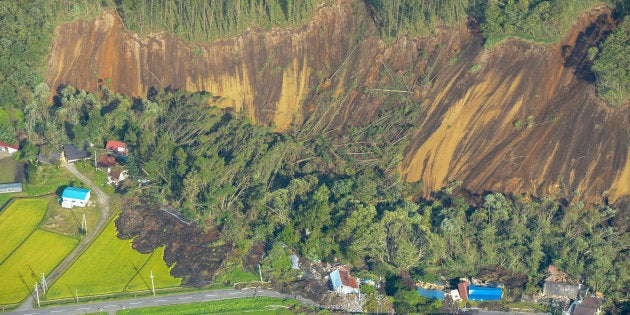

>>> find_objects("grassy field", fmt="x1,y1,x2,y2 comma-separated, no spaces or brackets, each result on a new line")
117,297,302,315
0,229,77,304
47,216,180,299
0,199,47,263
215,266,259,284
24,164,73,196
0,158,18,183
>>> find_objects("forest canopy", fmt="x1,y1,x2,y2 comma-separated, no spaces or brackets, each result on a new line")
21,85,630,304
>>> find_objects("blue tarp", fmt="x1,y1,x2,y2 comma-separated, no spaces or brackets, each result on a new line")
468,285,502,301
61,187,90,200
417,287,445,300
329,269,342,290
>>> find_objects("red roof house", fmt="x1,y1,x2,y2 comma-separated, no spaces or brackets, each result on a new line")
458,282,469,300
106,140,128,155
330,269,359,294
0,141,18,154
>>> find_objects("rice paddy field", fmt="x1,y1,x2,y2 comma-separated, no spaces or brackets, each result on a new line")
0,199,47,263
0,229,77,304
47,216,180,299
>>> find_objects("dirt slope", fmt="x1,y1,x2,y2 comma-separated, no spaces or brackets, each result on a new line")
399,6,630,204
46,2,629,205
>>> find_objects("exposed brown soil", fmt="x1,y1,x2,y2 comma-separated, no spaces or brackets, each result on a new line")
47,1,629,206
115,196,232,285
400,6,630,206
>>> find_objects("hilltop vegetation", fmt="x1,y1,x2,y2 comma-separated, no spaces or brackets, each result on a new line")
115,0,328,41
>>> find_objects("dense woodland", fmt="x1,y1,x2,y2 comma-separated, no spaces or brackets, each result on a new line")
0,0,629,312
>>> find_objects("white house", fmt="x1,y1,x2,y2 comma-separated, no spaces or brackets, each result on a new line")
329,269,359,294
61,187,90,208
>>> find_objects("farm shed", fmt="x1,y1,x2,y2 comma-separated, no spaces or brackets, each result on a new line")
0,183,22,194
61,187,90,208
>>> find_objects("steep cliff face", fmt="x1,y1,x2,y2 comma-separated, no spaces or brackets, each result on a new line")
47,2,359,130
46,1,629,205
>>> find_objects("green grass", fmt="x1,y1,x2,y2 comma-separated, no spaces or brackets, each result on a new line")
74,161,116,197
0,158,18,183
117,297,302,315
0,199,47,263
125,247,181,292
48,215,179,299
24,164,73,196
215,266,260,284
0,229,77,304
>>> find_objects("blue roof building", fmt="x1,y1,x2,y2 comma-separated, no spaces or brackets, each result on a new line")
468,285,503,301
61,187,90,208
417,287,445,300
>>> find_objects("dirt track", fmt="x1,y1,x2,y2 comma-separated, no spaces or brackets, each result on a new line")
16,163,111,311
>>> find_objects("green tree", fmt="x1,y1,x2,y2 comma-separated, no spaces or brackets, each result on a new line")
593,15,630,106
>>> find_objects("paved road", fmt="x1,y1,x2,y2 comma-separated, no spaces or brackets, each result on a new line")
4,288,317,315
15,163,112,312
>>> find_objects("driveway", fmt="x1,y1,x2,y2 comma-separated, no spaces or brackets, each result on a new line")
15,163,112,311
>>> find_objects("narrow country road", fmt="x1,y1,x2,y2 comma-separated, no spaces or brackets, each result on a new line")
15,163,112,312
5,288,321,315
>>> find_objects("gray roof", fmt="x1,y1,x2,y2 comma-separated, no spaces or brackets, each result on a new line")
37,151,61,164
0,182,22,193
290,254,300,269
543,282,580,298
63,144,89,161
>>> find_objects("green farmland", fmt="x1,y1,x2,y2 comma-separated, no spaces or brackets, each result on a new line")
0,229,77,304
118,297,301,315
0,199,47,263
125,247,181,292
48,215,180,299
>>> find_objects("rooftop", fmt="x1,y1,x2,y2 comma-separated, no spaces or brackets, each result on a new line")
61,187,90,200
0,141,18,150
468,285,503,301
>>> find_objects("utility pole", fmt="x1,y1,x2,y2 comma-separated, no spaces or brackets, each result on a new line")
40,273,47,294
34,283,40,307
150,271,155,295
82,213,87,234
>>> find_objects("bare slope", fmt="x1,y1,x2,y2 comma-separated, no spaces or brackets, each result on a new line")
46,2,629,205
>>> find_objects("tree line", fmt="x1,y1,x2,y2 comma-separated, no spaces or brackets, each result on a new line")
115,0,327,41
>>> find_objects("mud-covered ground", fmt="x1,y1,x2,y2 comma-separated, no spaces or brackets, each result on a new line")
116,195,232,285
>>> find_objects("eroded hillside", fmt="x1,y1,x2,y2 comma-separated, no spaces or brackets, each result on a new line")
46,1,630,206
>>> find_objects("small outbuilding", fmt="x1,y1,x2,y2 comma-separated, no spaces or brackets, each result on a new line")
543,281,580,299
61,187,90,208
106,140,128,155
0,141,18,154
290,254,300,270
573,295,602,315
0,183,22,194
417,287,445,300
330,269,359,294
468,285,503,301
